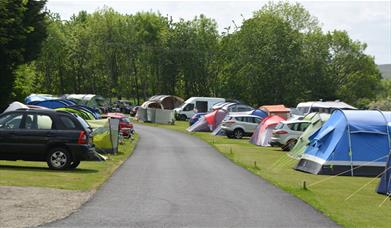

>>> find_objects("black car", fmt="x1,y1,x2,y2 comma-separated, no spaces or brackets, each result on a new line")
0,109,102,170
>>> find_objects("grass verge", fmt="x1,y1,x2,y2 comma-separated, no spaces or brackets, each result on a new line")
0,134,138,191
142,121,391,228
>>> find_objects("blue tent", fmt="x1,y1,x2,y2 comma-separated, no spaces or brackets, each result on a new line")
25,94,58,104
377,123,391,195
377,155,391,195
296,110,391,176
28,99,76,109
251,109,268,119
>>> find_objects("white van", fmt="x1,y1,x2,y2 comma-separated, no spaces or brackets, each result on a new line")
175,97,225,120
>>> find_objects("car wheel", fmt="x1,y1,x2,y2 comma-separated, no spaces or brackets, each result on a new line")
47,148,72,170
233,129,244,139
283,139,297,151
179,114,187,121
68,159,81,170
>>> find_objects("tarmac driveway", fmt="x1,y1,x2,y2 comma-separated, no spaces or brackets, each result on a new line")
46,124,337,227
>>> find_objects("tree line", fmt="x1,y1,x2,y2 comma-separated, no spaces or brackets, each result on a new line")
1,1,386,111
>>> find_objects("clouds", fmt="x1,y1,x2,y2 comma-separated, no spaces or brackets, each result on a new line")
46,0,390,64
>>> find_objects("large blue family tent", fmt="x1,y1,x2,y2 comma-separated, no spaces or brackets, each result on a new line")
296,110,391,177
27,99,77,109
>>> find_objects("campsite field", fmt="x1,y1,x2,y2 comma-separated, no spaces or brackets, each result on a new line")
0,135,138,191
142,121,391,228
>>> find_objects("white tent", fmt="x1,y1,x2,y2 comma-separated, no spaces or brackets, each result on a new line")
3,102,29,113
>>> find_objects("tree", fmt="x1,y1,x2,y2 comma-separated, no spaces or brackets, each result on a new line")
0,0,47,111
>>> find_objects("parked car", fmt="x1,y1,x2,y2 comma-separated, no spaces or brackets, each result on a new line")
102,113,135,138
112,100,133,114
221,114,262,139
222,103,254,113
189,112,206,126
270,120,311,151
0,109,102,170
175,97,225,120
130,106,140,116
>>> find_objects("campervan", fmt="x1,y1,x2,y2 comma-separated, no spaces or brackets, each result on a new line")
296,100,356,115
175,97,225,120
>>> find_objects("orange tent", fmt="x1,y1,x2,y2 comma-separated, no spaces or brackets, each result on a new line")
259,105,290,119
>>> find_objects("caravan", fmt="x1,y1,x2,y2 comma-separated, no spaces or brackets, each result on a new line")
296,100,356,115
175,97,225,120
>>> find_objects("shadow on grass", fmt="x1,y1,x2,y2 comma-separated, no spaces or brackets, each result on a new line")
0,165,98,173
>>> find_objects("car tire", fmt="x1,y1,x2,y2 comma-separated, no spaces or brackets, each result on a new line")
47,148,72,170
233,129,244,139
283,139,297,151
179,114,187,121
68,159,81,170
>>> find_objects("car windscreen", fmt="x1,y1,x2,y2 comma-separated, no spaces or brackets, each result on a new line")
121,117,130,123
275,122,284,129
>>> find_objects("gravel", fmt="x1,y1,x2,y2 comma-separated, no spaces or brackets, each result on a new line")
0,186,94,228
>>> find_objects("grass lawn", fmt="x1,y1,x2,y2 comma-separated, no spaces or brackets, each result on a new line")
142,121,391,228
0,135,138,191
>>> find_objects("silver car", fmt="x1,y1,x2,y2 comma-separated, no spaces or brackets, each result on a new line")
221,114,262,139
270,120,311,151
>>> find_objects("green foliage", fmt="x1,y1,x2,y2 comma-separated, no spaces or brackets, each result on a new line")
0,135,138,190
0,0,47,111
4,1,382,108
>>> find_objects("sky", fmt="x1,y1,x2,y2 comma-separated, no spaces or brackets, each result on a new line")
46,0,391,64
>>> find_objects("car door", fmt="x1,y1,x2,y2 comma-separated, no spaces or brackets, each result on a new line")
248,117,260,132
0,112,25,160
17,113,54,161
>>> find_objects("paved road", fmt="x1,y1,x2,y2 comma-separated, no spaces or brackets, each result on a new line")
46,125,337,227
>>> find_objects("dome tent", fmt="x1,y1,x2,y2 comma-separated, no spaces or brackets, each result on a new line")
187,109,227,132
296,110,391,177
3,102,29,113
250,115,286,146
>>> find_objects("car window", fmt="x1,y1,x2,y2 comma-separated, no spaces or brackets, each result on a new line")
287,123,294,130
299,122,311,131
76,115,90,130
254,117,262,123
37,115,53,129
238,106,252,112
235,116,243,122
293,123,301,131
183,103,194,111
228,106,236,112
247,117,254,123
0,113,23,129
60,116,77,129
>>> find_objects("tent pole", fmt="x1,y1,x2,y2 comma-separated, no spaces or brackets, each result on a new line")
378,110,391,189
340,110,354,176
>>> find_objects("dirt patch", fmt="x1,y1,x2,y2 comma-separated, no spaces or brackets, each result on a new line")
0,186,94,228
